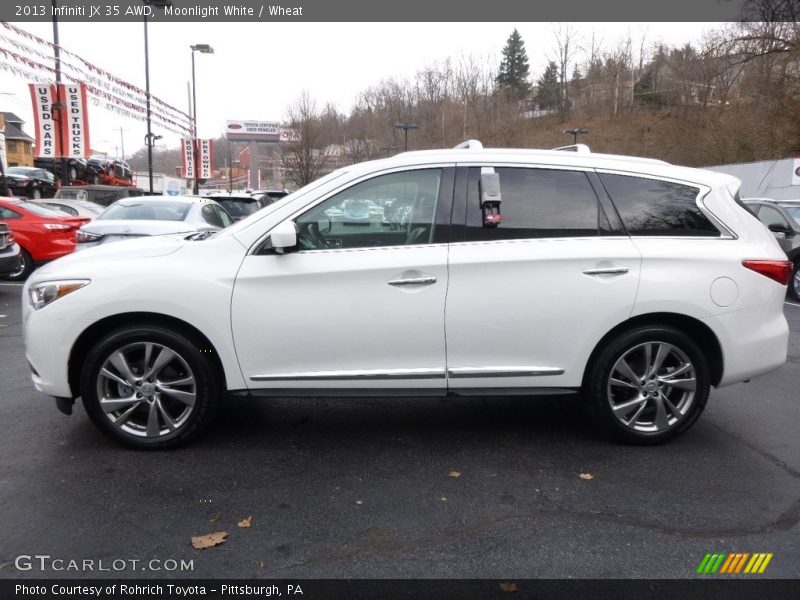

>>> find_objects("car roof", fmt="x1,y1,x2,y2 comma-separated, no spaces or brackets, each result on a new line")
113,195,211,205
205,194,258,201
339,145,739,189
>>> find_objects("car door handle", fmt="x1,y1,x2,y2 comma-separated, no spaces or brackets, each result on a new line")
387,276,437,286
583,267,629,276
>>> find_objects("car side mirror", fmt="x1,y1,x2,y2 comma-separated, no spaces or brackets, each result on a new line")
768,223,792,235
266,220,298,254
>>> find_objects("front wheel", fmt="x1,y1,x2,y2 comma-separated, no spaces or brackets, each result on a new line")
585,325,710,445
81,326,220,449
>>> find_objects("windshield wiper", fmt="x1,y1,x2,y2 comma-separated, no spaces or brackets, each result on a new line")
185,231,216,241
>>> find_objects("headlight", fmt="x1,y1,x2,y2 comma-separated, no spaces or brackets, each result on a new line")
75,230,103,243
28,280,90,310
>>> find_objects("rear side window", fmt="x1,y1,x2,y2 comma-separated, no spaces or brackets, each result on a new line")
465,167,609,241
599,173,719,237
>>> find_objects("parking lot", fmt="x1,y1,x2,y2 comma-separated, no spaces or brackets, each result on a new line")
0,280,798,580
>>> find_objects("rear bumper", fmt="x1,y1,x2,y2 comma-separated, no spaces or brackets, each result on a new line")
707,293,790,387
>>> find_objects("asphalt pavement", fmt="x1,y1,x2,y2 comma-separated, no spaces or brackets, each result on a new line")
1,280,798,580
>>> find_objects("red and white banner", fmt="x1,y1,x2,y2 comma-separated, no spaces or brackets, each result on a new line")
197,139,213,180
28,82,90,158
61,82,90,158
29,83,62,157
181,138,195,179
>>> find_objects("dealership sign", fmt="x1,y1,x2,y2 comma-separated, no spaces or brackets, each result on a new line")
226,120,300,142
182,139,213,179
28,83,90,158
181,138,195,179
197,139,213,179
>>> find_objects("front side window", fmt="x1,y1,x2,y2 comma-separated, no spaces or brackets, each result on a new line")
599,173,719,237
295,169,442,250
0,207,20,219
464,167,608,241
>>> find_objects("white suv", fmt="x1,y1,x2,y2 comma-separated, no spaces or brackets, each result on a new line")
22,142,791,448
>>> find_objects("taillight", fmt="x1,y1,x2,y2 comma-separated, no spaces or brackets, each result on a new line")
42,223,72,231
742,260,793,285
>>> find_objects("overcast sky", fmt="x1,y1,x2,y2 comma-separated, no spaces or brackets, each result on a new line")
2,22,718,157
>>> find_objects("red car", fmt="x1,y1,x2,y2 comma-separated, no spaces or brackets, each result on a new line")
0,198,89,281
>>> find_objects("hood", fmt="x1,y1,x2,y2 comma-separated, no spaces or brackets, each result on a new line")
34,234,188,277
80,219,198,236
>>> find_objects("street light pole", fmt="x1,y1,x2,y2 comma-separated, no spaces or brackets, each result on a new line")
563,127,589,145
393,122,418,152
190,44,213,195
51,0,68,187
142,1,172,194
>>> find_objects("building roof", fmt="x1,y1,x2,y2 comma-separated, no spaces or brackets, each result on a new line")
2,121,34,142
1,112,25,125
707,158,800,201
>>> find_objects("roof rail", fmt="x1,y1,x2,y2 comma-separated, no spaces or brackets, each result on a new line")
551,143,591,154
454,139,483,150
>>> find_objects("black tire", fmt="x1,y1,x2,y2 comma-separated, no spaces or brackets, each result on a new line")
2,247,33,282
31,188,42,200
80,325,220,449
68,165,78,181
789,262,800,302
585,325,710,445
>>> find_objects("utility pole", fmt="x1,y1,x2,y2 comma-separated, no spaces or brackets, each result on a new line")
52,0,68,187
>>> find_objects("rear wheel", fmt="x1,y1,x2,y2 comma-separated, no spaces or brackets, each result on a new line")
81,326,220,449
790,262,800,301
2,247,33,281
586,325,710,445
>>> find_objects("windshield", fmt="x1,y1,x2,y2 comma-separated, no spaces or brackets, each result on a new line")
99,201,191,221
15,201,70,217
215,199,258,219
781,205,800,226
213,169,351,237
7,167,37,176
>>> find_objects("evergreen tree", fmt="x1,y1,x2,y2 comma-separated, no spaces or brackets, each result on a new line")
535,61,560,110
496,29,532,98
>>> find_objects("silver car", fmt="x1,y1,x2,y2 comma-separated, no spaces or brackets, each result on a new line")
744,198,800,300
75,195,234,250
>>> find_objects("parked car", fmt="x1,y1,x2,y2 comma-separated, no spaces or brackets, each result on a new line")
341,198,383,224
744,198,800,300
0,222,22,278
84,156,133,184
0,198,88,280
21,142,791,449
203,193,266,221
37,199,105,219
74,196,234,250
33,157,88,183
250,189,290,206
53,185,145,207
0,166,59,199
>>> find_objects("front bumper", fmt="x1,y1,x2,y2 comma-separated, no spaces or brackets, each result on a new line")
0,243,22,276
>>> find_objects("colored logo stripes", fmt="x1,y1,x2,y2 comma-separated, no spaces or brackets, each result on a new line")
696,552,773,574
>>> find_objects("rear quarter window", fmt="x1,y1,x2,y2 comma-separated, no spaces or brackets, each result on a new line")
599,173,720,237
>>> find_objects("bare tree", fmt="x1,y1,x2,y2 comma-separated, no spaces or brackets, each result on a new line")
282,92,329,187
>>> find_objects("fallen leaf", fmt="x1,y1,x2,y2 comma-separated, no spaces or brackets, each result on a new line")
208,511,221,523
448,470,461,478
257,560,267,569
356,500,363,506
191,531,228,550
440,497,448,502
238,516,252,528
579,473,594,480
500,582,518,593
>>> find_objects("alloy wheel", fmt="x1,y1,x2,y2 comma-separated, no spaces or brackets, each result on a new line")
606,341,696,434
96,341,197,438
